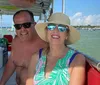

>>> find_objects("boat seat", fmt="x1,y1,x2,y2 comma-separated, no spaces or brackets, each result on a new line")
85,61,100,85
3,35,13,51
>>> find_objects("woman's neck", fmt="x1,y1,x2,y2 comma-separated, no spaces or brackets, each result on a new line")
48,44,68,58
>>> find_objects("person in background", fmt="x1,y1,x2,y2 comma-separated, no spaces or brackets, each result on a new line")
26,12,86,85
0,10,46,85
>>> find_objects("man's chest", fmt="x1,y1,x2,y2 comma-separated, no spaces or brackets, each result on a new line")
12,47,35,67
13,54,31,68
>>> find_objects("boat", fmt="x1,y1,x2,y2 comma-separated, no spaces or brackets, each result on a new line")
0,0,100,85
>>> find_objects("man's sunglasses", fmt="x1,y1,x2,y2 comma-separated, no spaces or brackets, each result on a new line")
14,22,33,30
47,23,69,32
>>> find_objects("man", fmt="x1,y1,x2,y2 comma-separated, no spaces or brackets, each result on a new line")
0,10,46,85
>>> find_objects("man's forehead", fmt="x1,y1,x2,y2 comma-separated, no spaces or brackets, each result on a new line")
14,12,32,21
16,11,30,17
14,15,32,24
13,11,34,22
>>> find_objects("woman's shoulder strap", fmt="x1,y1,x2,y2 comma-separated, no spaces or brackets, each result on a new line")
69,52,80,65
39,48,43,58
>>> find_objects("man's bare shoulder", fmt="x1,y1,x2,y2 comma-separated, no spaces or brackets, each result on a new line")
10,36,20,57
12,36,19,45
11,36,24,49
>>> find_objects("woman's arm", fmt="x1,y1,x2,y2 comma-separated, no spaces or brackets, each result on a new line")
69,54,86,85
26,52,39,85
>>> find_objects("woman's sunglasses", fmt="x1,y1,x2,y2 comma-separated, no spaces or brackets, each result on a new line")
47,23,69,32
14,22,33,30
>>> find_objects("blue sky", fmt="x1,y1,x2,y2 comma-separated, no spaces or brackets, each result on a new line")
0,0,100,27
67,0,100,16
53,0,100,26
54,0,100,16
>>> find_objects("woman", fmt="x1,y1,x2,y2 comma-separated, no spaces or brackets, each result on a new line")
26,13,85,85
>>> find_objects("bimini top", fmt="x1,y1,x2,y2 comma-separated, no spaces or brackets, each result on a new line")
0,0,52,16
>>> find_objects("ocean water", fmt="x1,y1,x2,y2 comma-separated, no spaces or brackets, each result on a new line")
0,28,15,38
70,29,100,60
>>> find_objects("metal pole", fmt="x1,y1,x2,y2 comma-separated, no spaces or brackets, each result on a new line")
62,0,65,13
0,15,2,28
0,15,3,37
52,0,54,13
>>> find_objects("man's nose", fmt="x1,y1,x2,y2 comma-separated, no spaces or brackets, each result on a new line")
20,25,26,30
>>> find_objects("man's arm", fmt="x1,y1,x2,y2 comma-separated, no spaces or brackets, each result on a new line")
0,55,16,85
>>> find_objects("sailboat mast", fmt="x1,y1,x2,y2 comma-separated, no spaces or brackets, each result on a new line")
62,0,65,13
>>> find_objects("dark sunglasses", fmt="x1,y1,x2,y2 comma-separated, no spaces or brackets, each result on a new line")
14,22,33,30
47,23,69,32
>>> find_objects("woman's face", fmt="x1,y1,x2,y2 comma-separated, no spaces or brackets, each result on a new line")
46,23,69,45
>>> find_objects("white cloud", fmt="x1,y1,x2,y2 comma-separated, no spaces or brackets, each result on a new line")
72,12,82,18
70,12,100,26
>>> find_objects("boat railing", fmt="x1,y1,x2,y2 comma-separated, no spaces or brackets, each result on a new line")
69,46,100,71
82,53,100,71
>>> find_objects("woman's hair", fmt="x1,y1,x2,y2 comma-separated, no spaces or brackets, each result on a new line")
42,43,50,55
64,28,70,46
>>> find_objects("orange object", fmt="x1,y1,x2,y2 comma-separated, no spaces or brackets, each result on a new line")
9,0,36,8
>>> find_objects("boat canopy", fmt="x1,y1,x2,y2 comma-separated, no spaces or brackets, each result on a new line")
0,0,52,16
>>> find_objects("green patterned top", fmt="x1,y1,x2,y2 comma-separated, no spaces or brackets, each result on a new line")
34,49,75,85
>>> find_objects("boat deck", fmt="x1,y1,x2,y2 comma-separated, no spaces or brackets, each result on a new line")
0,67,16,85
0,51,16,85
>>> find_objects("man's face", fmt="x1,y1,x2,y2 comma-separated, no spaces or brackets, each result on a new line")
14,12,35,41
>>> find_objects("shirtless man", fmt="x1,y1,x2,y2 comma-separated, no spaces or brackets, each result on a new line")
0,10,46,85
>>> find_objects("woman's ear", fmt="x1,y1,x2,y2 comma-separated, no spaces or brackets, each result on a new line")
34,22,36,25
64,39,67,46
66,25,70,39
66,35,68,40
66,32,69,40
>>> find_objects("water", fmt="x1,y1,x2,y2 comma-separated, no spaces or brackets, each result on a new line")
70,29,100,60
0,28,15,38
